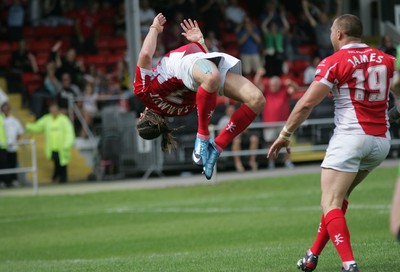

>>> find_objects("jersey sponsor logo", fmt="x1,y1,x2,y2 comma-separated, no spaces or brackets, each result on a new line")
149,93,192,115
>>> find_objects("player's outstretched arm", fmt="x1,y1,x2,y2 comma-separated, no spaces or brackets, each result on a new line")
180,19,208,52
138,13,166,69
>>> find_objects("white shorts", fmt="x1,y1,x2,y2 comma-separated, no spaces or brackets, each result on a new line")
175,52,242,96
321,134,391,172
263,127,281,143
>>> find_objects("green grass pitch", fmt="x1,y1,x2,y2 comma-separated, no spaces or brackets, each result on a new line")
0,166,398,272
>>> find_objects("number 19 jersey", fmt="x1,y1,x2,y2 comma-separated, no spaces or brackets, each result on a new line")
315,43,396,137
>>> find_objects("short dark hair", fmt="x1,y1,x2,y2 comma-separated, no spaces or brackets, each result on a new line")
335,14,363,38
136,109,178,153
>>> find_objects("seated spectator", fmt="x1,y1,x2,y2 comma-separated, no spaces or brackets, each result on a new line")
303,55,320,86
97,74,124,112
217,104,259,172
139,0,156,38
205,31,222,53
254,68,298,169
80,82,98,138
236,16,262,77
57,72,82,114
224,0,246,32
53,46,85,87
30,61,62,118
379,35,397,57
261,6,290,77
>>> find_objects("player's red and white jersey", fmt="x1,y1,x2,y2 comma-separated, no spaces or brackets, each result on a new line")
315,43,396,137
133,43,206,117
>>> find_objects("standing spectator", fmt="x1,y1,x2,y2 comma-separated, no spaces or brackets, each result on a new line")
162,12,186,52
139,0,156,38
302,0,342,59
303,55,321,86
224,0,246,32
217,104,259,172
2,102,24,186
8,39,38,108
0,110,11,187
114,2,126,37
260,6,290,77
7,0,25,41
236,16,262,77
80,82,98,138
0,88,9,107
41,0,73,26
197,0,224,39
254,68,297,169
71,2,100,54
26,103,75,183
268,14,396,272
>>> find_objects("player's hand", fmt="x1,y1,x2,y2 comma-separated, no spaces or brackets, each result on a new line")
181,19,203,43
152,13,166,33
267,137,291,159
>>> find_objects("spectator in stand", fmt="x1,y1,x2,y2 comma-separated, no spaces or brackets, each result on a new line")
197,0,224,39
53,46,85,88
139,0,156,38
302,0,342,59
217,104,259,172
254,68,298,169
8,39,38,108
163,11,186,52
0,88,9,107
30,61,62,118
303,55,321,86
26,103,75,183
224,0,246,33
57,72,81,115
379,34,397,57
71,1,100,54
80,81,98,138
236,16,262,77
7,0,25,41
260,6,290,77
40,0,73,26
204,31,222,53
114,2,126,37
97,74,123,112
1,102,24,187
0,110,11,187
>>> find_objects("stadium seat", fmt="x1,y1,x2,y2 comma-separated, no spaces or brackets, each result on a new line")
297,44,317,56
35,26,56,38
0,53,12,70
109,37,127,52
22,72,44,96
29,40,55,54
85,55,108,67
0,42,12,54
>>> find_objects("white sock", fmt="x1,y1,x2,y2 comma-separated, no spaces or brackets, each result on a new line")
343,260,356,270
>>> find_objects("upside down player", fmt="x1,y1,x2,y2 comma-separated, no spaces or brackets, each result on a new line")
268,14,397,272
134,13,265,180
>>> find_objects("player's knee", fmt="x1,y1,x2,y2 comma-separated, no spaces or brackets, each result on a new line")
202,71,220,90
247,88,265,112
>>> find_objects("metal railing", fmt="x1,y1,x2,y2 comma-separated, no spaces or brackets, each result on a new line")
0,140,38,194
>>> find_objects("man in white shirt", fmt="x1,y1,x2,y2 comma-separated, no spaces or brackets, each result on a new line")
2,102,24,185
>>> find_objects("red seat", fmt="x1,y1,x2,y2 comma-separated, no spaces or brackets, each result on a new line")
106,53,123,66
289,60,310,74
22,72,44,96
109,37,127,52
29,40,55,54
85,54,108,66
297,44,317,56
98,24,114,37
0,42,12,54
0,54,12,69
35,26,55,38
23,26,36,38
36,54,49,71
54,25,74,38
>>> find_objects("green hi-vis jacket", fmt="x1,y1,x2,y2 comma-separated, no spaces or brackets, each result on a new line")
0,114,7,149
26,114,75,166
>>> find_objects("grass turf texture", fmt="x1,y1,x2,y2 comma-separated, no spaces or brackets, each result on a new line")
0,166,398,272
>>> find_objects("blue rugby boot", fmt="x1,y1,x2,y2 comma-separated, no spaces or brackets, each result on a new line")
203,139,220,180
297,252,319,272
192,137,209,166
